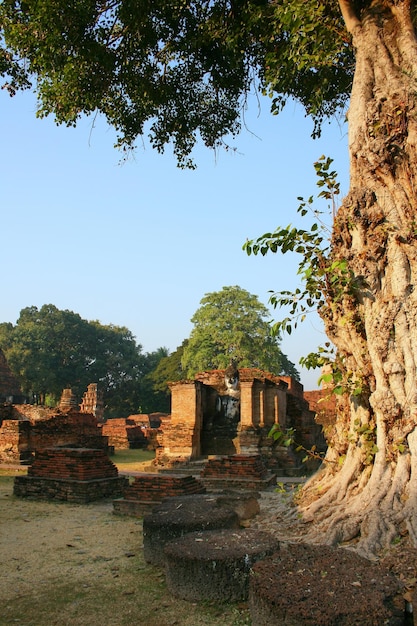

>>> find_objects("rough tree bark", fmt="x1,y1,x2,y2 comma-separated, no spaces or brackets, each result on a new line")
298,0,417,559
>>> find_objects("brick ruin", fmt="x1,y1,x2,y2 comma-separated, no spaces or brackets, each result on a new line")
155,368,327,475
101,417,146,449
0,337,332,482
80,383,104,421
0,386,109,464
200,454,277,489
113,473,207,516
101,413,167,450
14,447,128,502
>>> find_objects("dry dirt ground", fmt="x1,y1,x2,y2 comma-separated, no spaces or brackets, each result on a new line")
2,469,416,626
0,470,250,626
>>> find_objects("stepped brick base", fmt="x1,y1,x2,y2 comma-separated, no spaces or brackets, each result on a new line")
14,475,128,503
27,447,119,480
113,473,206,517
200,454,277,490
13,447,128,503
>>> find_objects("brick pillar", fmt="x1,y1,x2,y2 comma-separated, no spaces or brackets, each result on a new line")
263,385,287,429
161,381,203,462
259,390,265,428
239,380,254,428
237,380,260,454
59,388,78,412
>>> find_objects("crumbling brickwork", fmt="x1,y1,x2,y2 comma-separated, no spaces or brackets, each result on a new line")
79,383,104,421
101,413,167,450
156,369,328,476
113,473,206,516
14,447,128,502
0,405,109,464
101,417,146,449
200,454,276,490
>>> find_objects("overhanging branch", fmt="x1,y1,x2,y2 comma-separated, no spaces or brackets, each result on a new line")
338,0,361,33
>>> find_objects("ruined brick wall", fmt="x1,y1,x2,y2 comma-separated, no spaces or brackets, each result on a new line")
101,418,146,449
285,392,327,453
128,413,168,428
279,376,305,400
1,404,54,423
304,389,337,430
195,369,229,394
0,408,109,464
249,380,287,429
28,411,108,452
156,381,203,463
0,419,31,463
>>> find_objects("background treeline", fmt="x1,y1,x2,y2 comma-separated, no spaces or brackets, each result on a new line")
0,289,298,418
0,304,173,417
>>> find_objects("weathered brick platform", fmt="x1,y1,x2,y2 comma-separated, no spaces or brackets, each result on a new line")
13,447,128,503
113,473,206,517
165,528,280,602
200,454,277,490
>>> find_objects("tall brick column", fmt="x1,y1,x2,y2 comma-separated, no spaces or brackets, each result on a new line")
239,380,254,428
237,380,259,454
159,381,204,462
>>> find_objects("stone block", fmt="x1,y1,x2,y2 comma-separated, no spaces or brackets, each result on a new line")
143,496,240,566
165,528,280,602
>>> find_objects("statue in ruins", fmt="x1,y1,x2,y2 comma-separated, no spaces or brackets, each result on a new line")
216,361,240,421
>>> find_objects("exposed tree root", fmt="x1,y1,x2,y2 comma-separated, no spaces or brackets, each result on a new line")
284,432,417,560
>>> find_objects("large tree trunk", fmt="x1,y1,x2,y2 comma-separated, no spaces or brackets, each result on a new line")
297,1,417,558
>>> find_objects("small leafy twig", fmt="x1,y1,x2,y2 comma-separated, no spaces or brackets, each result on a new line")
268,423,326,464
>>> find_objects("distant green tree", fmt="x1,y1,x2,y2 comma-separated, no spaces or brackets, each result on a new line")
87,319,147,417
0,322,13,352
0,305,148,415
151,341,188,390
146,340,189,413
181,286,299,379
136,347,171,414
0,305,95,403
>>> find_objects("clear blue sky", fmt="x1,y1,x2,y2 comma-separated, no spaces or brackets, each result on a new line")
1,89,349,390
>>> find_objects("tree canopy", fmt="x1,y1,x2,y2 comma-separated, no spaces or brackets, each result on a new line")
181,286,299,379
0,304,167,416
149,340,188,393
0,1,352,167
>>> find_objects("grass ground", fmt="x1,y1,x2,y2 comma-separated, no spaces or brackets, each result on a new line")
110,448,156,472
